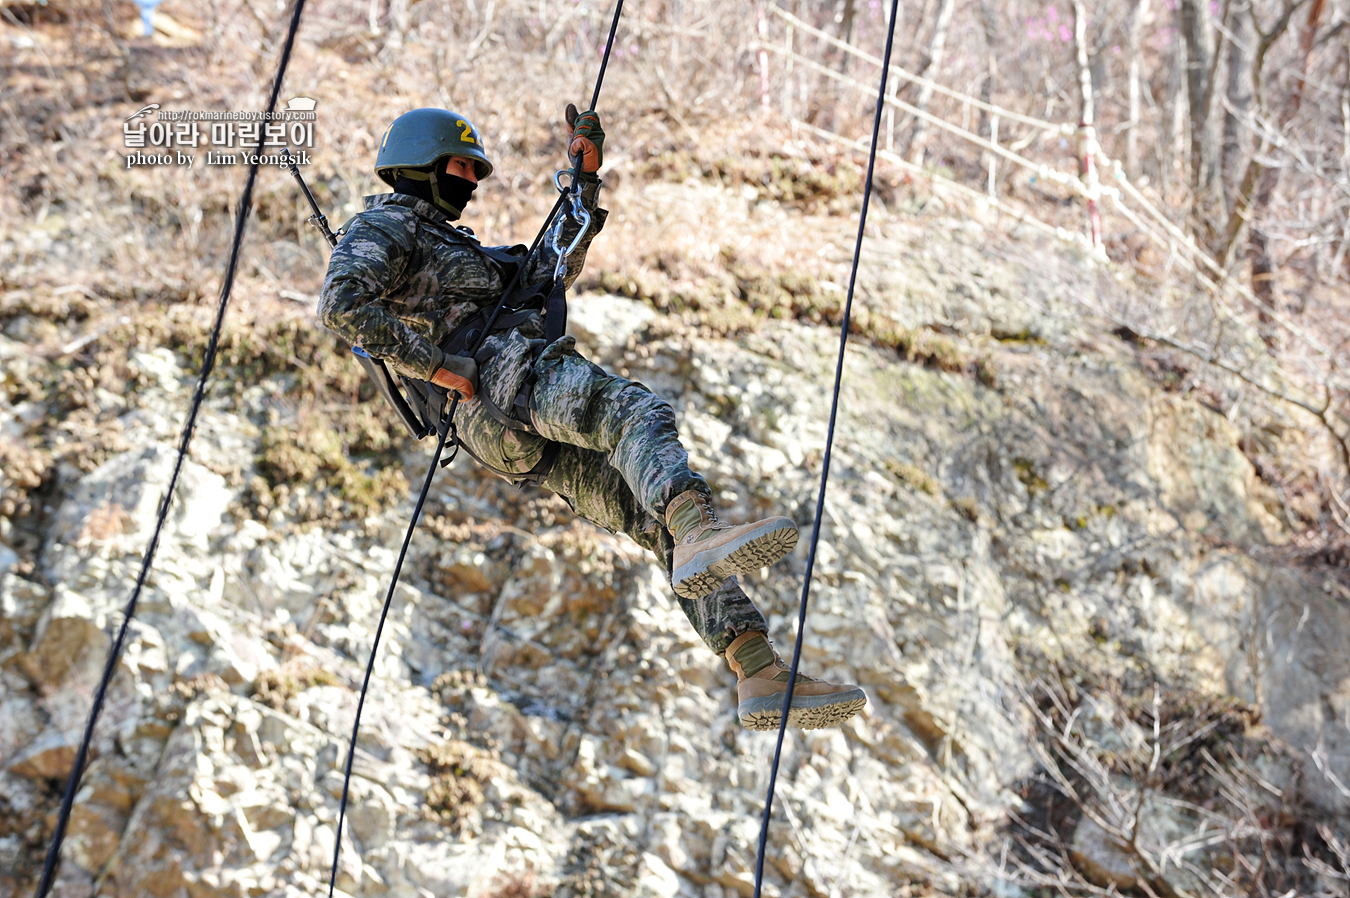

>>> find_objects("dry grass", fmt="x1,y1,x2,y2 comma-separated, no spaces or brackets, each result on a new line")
417,738,500,835
251,659,341,710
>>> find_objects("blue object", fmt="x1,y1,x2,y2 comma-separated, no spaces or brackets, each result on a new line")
351,346,372,358
134,0,161,36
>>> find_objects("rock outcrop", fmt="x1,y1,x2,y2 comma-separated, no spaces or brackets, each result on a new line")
2,219,1347,897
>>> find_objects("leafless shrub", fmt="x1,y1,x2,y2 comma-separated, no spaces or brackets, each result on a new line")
1303,825,1350,898
951,668,1350,896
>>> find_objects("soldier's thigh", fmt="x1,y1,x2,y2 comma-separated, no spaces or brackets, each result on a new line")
537,444,662,556
529,351,670,449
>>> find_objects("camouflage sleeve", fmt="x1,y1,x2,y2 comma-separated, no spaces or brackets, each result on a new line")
319,211,445,380
524,183,608,290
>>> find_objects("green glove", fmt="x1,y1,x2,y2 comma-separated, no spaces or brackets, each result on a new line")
565,103,604,182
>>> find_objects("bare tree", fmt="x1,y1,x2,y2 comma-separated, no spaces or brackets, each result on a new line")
1073,0,1102,249
1126,0,1151,179
976,0,998,139
835,0,856,75
962,675,1321,898
1178,0,1216,194
1220,0,1253,213
1245,0,1327,322
1217,0,1310,273
906,0,955,165
977,0,999,195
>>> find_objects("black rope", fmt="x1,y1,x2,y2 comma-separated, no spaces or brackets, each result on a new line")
750,0,901,895
31,3,310,895
323,2,628,893
588,0,624,110
483,0,623,340
326,405,455,898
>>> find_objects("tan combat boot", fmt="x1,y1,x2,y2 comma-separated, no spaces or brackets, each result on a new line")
726,631,867,730
666,490,799,600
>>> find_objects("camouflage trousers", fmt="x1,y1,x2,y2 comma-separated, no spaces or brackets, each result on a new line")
455,335,769,655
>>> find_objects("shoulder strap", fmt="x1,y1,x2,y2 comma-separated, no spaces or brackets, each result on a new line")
476,242,529,266
398,373,446,437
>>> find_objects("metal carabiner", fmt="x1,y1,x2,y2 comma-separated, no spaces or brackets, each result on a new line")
552,211,592,279
553,166,592,224
549,173,593,280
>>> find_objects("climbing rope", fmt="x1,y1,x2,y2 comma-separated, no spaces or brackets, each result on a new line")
30,3,311,895
324,2,627,893
750,0,901,895
327,407,455,898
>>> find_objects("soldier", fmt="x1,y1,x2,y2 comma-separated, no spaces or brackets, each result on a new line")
320,107,866,730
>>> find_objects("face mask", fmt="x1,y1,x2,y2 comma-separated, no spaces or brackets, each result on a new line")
434,172,476,217
393,168,476,219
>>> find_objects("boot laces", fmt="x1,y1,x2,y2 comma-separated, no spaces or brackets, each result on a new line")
770,648,815,684
698,494,720,524
688,494,730,539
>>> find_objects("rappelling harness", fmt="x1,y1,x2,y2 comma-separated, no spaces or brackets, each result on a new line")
292,158,593,486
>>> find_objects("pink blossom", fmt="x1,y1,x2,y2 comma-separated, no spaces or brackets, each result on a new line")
1046,5,1057,22
1059,24,1071,41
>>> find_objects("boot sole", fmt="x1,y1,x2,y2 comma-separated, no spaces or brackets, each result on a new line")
738,688,867,731
670,520,799,600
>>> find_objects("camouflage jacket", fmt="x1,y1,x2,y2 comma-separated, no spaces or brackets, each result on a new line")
319,191,606,381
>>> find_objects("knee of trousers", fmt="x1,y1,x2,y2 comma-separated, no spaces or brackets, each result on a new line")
458,402,550,473
604,383,678,441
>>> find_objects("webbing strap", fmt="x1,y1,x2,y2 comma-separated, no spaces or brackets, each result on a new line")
544,276,569,345
374,265,552,439
455,435,561,486
359,353,432,439
475,379,536,433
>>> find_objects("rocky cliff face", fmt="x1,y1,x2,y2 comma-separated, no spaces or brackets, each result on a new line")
3,212,1348,898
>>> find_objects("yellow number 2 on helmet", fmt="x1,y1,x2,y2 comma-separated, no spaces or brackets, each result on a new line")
456,120,476,144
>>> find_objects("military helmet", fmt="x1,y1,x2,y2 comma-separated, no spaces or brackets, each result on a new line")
374,108,494,184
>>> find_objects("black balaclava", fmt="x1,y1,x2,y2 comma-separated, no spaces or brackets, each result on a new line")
393,166,476,219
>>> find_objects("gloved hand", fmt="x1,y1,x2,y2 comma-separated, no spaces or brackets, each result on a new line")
565,104,604,181
430,353,478,401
